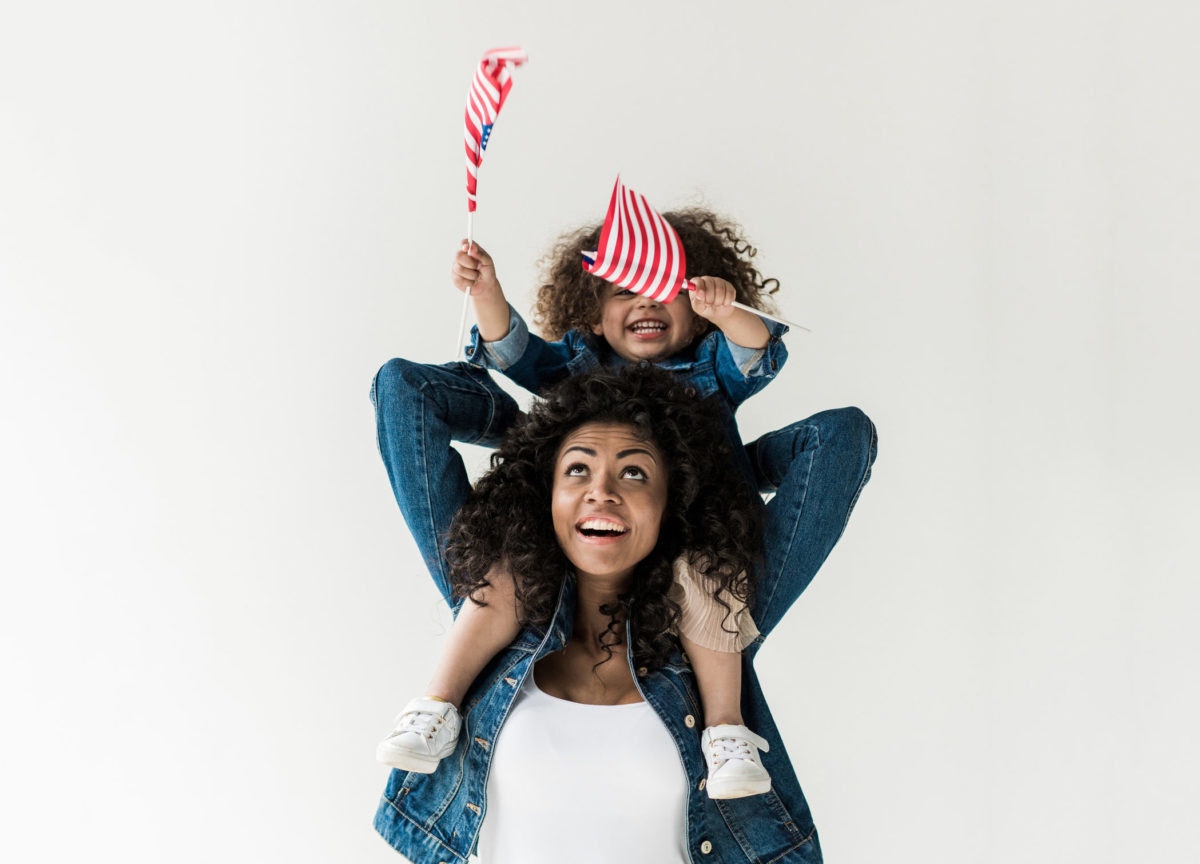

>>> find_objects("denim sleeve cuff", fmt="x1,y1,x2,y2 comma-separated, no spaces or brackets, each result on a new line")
727,318,788,378
725,340,766,378
465,304,528,370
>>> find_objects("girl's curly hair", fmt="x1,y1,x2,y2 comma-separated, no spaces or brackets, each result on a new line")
445,364,763,671
532,208,781,341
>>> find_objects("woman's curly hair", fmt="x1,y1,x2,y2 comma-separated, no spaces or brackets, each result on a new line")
532,208,781,341
445,364,763,671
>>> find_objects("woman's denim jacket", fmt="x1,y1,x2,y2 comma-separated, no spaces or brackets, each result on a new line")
374,307,837,861
374,570,823,864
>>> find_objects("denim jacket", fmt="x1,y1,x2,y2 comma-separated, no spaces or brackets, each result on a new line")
373,569,823,864
463,305,788,412
372,307,834,861
461,306,788,484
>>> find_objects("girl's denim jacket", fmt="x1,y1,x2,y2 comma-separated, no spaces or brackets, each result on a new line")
462,303,789,414
373,571,823,864
460,304,789,483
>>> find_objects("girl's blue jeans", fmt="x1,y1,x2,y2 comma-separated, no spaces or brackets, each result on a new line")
370,358,876,625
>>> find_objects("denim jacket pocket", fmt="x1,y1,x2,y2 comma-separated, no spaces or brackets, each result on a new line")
713,791,818,862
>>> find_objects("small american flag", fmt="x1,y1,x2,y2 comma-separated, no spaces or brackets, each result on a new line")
464,47,527,213
582,176,809,331
582,176,689,303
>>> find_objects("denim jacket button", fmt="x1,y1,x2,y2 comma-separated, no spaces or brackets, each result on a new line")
697,777,706,791
684,714,696,728
636,666,648,677
700,840,713,854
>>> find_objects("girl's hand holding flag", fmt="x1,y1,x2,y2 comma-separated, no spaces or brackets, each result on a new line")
451,240,511,343
687,276,770,349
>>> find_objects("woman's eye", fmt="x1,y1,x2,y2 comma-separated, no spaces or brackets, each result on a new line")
564,463,588,477
616,289,636,298
621,466,648,481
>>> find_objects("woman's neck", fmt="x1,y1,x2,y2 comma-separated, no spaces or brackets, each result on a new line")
535,574,641,706
572,576,628,649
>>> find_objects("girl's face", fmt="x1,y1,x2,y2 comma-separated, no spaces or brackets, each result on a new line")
591,285,704,363
551,421,668,587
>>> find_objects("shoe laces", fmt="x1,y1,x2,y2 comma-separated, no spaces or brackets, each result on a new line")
395,708,446,740
708,734,756,766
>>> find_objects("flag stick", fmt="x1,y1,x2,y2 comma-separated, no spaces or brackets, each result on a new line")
682,280,810,331
455,211,475,355
726,298,810,333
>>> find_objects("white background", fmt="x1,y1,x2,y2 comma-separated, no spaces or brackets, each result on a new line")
2,2,1197,862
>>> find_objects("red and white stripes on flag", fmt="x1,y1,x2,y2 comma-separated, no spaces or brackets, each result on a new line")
464,47,527,213
580,177,810,333
581,177,690,303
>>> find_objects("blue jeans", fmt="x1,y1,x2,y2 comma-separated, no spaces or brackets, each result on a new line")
745,408,877,638
371,357,876,619
370,359,521,602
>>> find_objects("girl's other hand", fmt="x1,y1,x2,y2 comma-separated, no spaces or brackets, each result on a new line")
687,276,738,322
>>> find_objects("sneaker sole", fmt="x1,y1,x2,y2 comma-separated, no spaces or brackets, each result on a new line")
706,777,772,800
375,742,454,773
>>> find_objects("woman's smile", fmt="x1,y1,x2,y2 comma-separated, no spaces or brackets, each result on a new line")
551,421,668,585
574,515,631,542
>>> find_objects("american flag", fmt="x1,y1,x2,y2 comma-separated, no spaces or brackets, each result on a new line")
582,176,689,303
464,47,527,213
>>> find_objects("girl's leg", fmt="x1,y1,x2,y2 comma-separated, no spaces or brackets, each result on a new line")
378,569,520,772
423,569,521,708
674,563,770,798
745,407,877,638
673,560,757,725
680,635,744,727
685,638,772,799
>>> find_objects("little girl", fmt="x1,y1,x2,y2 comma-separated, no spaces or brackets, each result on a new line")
373,209,792,799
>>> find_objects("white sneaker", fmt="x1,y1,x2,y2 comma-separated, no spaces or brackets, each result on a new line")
376,697,462,773
701,724,772,799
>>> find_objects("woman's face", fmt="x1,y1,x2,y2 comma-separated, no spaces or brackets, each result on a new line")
551,421,669,587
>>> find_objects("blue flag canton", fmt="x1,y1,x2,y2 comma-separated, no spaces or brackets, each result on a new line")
480,123,493,151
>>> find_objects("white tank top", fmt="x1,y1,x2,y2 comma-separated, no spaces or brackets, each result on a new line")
476,671,689,863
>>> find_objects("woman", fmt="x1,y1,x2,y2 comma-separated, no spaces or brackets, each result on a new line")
373,365,876,863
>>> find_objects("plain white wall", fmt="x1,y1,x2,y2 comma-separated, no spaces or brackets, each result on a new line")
2,2,1197,862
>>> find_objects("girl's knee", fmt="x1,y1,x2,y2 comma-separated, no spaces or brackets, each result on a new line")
818,406,877,467
372,357,436,407
829,406,874,446
752,407,876,488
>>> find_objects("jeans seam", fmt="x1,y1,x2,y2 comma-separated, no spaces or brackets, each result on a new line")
416,379,446,591
839,418,877,535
